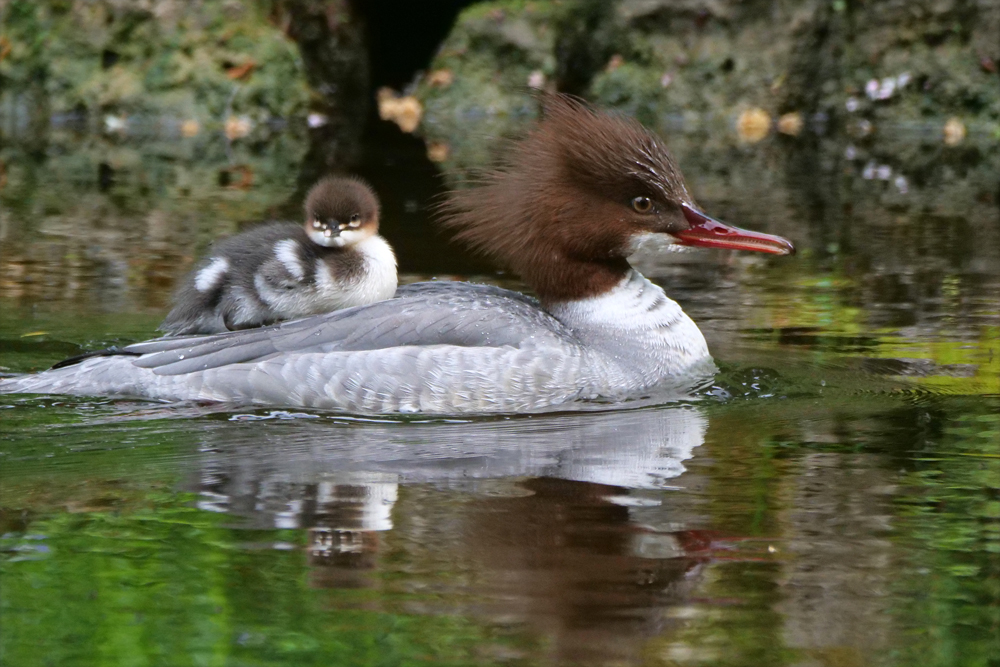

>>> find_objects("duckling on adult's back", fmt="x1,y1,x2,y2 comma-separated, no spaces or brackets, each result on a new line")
160,177,397,335
1,95,793,413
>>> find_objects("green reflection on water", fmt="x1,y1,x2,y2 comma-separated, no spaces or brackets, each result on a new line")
2,395,998,665
892,408,1000,667
2,246,999,665
731,259,1000,398
1,489,536,667
657,397,1000,667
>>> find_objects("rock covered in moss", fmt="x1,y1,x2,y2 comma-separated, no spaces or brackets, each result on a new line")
596,0,999,144
414,1,567,174
0,0,312,140
414,0,998,222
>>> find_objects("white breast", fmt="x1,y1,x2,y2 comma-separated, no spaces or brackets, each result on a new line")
313,235,398,311
548,270,711,385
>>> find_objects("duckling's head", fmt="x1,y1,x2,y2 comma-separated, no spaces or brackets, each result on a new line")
304,177,381,248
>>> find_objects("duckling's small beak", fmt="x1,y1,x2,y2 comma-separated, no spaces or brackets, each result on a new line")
315,219,342,238
674,205,795,256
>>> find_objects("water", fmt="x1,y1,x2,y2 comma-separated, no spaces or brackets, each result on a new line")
1,121,998,666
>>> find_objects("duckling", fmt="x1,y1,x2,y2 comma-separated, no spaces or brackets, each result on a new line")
160,176,397,335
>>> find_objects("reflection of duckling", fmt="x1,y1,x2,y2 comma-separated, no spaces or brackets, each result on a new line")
160,177,397,335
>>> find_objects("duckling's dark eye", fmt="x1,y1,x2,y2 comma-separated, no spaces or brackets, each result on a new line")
631,196,653,214
350,214,360,223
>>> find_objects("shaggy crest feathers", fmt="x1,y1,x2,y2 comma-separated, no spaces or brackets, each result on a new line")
440,94,697,303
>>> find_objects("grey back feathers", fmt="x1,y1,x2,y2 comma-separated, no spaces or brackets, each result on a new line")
2,278,715,413
140,282,571,375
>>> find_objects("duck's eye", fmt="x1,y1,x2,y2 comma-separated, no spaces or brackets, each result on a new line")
631,196,653,213
349,213,361,227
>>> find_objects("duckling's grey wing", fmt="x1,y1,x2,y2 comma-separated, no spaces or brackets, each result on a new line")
218,256,299,331
125,282,572,376
159,274,230,335
158,222,304,335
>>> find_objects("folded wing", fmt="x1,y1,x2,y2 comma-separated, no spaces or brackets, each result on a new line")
126,282,574,376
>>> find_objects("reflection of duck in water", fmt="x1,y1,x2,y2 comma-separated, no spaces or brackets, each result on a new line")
198,464,399,588
160,176,397,335
193,404,709,493
185,405,765,662
2,95,793,411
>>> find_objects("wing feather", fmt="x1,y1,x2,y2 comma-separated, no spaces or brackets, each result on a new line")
126,282,573,376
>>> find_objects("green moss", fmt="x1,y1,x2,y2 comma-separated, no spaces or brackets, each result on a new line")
0,0,310,137
415,0,998,212
415,1,573,176
588,62,661,125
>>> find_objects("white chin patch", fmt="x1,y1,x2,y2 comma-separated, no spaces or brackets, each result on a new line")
628,232,678,256
338,229,369,246
308,228,347,248
660,237,693,253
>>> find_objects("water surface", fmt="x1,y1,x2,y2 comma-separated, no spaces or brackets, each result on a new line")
1,121,998,666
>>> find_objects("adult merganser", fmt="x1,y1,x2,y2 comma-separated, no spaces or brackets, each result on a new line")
0,95,793,413
160,176,397,335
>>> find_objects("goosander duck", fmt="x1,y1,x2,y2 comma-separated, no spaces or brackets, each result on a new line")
160,176,397,335
0,95,793,413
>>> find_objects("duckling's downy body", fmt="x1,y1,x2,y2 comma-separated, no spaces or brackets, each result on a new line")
160,177,396,335
1,96,793,413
